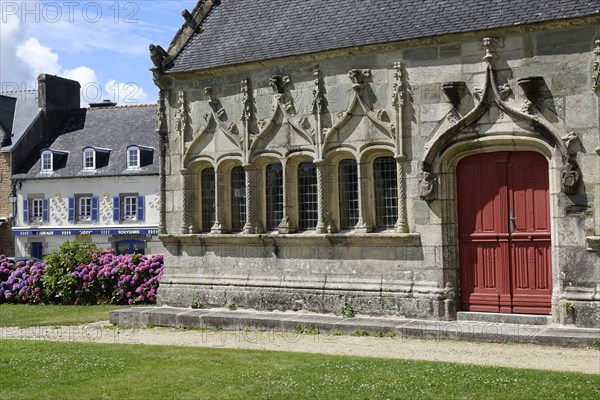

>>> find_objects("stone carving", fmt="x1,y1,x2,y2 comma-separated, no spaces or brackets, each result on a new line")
562,131,581,156
156,90,168,133
561,158,581,195
419,171,437,201
175,90,190,138
205,87,227,121
270,75,294,113
241,78,254,122
481,37,503,63
348,69,372,91
391,62,404,107
312,68,327,114
498,83,512,100
149,44,168,72
593,39,600,92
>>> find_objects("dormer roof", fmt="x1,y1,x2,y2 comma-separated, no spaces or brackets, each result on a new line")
14,105,158,179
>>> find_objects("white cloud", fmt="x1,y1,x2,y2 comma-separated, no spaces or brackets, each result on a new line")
16,37,61,76
0,12,36,89
104,80,150,105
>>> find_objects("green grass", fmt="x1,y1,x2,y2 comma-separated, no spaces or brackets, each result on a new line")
0,340,598,400
0,304,127,327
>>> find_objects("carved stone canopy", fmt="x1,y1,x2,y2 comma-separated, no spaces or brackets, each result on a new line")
517,76,545,99
442,81,466,106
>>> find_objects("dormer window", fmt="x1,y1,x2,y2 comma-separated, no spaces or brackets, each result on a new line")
41,150,53,172
127,146,140,169
83,148,96,170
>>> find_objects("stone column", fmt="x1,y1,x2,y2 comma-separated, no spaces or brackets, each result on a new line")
180,168,195,234
278,160,294,234
315,161,327,234
243,166,254,234
354,162,370,233
158,132,168,234
211,169,223,234
394,155,409,233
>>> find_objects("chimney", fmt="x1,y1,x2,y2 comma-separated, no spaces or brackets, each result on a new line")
89,99,117,108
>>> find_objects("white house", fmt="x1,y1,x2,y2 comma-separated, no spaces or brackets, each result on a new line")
11,100,163,257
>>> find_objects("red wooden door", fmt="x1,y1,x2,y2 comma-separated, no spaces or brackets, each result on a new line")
457,151,552,314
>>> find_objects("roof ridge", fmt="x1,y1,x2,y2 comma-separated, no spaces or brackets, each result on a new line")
1,89,38,94
85,104,157,110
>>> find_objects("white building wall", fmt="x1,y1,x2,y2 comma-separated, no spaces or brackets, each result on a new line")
13,175,163,257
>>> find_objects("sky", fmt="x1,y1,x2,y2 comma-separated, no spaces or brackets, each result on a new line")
1,0,198,105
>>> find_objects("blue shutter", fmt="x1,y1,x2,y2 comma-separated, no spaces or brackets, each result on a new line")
42,198,49,222
23,199,29,224
113,196,121,222
68,197,75,222
137,195,145,221
91,196,99,222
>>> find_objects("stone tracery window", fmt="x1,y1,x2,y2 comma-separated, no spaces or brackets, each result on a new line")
373,156,398,229
266,163,283,231
338,159,359,230
231,166,246,232
201,168,216,232
297,162,318,230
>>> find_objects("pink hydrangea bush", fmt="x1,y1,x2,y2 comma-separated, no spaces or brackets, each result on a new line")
71,250,164,305
0,251,163,305
0,255,45,303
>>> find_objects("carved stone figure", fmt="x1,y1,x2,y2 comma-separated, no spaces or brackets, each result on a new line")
149,44,168,72
561,158,581,195
419,171,437,201
348,69,372,90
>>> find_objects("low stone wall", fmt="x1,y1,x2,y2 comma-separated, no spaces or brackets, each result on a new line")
157,233,452,319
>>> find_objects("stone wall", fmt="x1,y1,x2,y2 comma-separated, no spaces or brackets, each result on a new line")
0,152,13,256
157,20,600,326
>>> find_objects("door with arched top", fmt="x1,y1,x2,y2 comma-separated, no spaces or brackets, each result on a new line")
457,151,552,314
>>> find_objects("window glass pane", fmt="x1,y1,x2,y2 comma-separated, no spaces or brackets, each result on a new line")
84,150,94,169
231,166,246,232
338,159,359,229
201,168,215,232
373,157,398,229
31,199,43,220
79,197,91,220
128,148,139,168
123,196,137,219
266,163,283,231
298,162,317,230
42,153,52,170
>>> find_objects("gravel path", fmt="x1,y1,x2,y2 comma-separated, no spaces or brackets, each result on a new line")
3,322,599,375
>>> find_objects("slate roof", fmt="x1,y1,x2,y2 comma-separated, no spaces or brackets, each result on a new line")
14,105,158,179
166,0,600,73
0,91,42,151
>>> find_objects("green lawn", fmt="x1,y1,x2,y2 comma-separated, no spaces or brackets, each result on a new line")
0,304,127,327
0,340,598,400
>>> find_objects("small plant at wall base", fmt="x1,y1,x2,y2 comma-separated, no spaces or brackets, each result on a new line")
191,299,204,309
341,303,355,318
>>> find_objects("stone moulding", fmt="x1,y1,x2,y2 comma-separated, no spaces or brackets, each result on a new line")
159,232,421,247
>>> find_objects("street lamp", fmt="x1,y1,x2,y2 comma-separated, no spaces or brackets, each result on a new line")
8,181,19,226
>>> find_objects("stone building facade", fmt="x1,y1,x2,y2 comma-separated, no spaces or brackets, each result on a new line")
152,0,600,327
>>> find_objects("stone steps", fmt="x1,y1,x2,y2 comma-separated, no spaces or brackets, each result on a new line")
457,312,551,325
109,307,600,348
